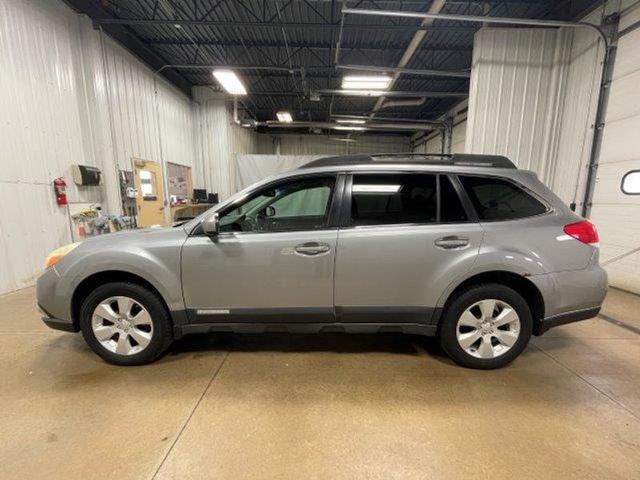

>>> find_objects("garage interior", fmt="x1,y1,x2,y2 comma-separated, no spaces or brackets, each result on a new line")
1,0,640,478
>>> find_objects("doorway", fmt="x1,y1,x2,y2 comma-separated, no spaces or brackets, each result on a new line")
132,158,166,227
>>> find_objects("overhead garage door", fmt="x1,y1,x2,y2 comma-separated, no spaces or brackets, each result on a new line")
590,7,640,294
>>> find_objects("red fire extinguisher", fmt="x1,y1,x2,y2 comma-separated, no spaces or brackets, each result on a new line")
54,177,67,206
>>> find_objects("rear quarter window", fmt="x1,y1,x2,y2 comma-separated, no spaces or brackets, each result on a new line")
458,175,548,221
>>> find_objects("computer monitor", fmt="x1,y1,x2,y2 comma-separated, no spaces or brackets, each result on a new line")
193,189,207,204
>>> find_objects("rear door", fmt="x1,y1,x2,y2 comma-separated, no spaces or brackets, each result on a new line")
334,172,484,323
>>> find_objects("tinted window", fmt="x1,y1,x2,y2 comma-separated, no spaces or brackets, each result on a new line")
440,176,468,222
219,176,335,233
459,175,547,220
351,174,437,226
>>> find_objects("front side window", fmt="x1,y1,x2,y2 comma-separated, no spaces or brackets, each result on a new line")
219,176,335,233
351,174,437,226
458,175,548,221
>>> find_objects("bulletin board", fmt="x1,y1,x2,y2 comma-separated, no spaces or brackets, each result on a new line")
167,162,193,198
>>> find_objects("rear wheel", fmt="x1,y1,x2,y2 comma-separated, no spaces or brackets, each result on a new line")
79,282,173,366
438,284,532,369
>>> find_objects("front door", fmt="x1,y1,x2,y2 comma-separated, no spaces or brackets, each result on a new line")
132,158,166,227
181,174,341,323
334,172,484,323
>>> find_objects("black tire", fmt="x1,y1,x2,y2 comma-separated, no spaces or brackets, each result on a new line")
79,282,173,366
438,283,532,369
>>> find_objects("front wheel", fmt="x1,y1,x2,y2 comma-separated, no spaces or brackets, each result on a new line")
438,284,532,369
79,282,173,366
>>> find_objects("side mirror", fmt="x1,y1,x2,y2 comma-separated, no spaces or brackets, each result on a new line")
202,212,219,235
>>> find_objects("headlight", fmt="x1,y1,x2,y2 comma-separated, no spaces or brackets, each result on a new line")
44,242,81,269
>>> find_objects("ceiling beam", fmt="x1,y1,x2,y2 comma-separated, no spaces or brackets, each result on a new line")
244,90,466,98
90,18,479,33
317,89,467,98
337,63,470,78
144,39,473,52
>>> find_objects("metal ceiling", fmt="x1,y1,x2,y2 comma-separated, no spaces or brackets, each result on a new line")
63,0,603,132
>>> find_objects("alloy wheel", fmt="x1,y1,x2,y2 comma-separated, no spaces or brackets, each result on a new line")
455,299,521,359
91,296,154,356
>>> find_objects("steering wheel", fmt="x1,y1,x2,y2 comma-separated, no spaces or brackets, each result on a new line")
237,214,257,232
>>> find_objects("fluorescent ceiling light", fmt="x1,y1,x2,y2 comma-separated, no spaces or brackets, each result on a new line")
338,89,385,97
353,184,401,193
342,75,391,90
342,80,389,89
276,111,293,123
336,119,366,124
212,69,247,95
334,125,366,131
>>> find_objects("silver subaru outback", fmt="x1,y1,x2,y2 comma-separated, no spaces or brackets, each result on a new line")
37,154,607,369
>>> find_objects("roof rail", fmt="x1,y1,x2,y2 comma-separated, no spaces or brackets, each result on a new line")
299,153,516,169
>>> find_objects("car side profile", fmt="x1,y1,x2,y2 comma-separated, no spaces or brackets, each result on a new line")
37,153,607,369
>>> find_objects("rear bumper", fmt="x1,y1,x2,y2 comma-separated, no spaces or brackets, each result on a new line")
530,262,607,335
535,306,601,335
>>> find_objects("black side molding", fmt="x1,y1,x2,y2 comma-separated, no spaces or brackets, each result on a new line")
336,306,435,323
176,306,439,339
534,306,601,335
177,322,437,337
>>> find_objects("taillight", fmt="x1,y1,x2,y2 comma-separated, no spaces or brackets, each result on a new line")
563,221,599,246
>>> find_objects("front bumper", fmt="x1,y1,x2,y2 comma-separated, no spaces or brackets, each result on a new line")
36,266,76,331
41,315,77,332
38,303,78,333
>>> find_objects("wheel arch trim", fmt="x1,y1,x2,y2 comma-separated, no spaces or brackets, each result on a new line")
70,270,176,330
433,270,546,329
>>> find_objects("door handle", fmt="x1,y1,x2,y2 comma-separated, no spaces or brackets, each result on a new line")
434,236,470,249
294,242,331,256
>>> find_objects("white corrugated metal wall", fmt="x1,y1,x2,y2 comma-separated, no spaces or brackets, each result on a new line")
589,5,640,294
465,27,604,204
192,88,259,200
552,27,604,207
263,134,410,156
0,0,199,294
0,0,89,293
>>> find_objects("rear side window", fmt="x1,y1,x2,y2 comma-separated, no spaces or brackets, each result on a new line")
458,175,547,221
351,174,437,225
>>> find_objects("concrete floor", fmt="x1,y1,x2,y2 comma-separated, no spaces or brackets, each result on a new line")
1,288,639,479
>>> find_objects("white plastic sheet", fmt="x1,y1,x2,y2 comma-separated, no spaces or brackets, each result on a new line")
236,154,323,190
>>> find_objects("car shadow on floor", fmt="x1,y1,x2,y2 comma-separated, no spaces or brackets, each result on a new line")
170,332,448,359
